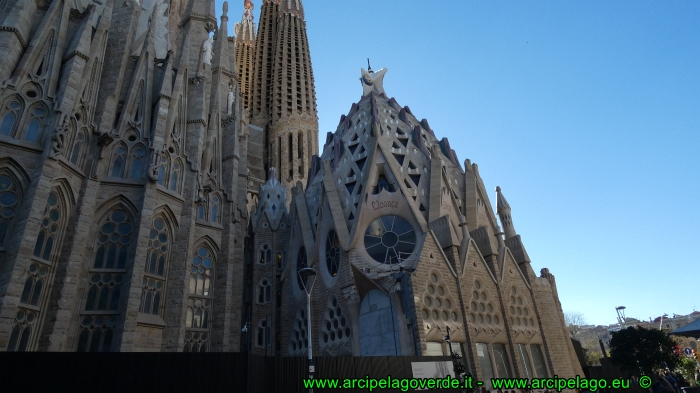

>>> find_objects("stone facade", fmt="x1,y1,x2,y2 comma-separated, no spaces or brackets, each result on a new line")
272,67,584,381
0,0,582,381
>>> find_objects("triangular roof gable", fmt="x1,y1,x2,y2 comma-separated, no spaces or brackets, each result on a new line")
500,247,531,291
461,238,497,285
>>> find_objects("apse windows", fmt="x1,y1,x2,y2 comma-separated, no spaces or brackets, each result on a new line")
156,153,182,193
325,230,340,277
0,174,20,245
364,216,416,264
140,216,171,316
530,344,549,377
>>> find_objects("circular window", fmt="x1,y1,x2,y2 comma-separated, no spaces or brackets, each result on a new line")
296,247,308,291
325,230,340,277
364,216,416,264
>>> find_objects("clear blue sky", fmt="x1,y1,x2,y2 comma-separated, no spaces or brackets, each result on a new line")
220,0,700,326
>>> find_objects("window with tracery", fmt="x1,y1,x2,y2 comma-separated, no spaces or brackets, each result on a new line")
6,309,37,352
184,245,215,352
22,105,46,142
210,195,220,223
0,174,20,245
69,129,86,166
32,191,64,261
139,216,171,316
0,99,21,137
108,132,146,179
77,209,134,352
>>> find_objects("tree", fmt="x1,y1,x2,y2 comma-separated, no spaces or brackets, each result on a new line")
675,357,698,387
564,311,587,338
580,336,604,366
609,326,681,375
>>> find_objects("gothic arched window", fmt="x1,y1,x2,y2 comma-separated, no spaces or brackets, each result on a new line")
169,160,181,192
69,130,86,165
257,278,271,304
110,144,127,177
6,310,37,352
32,191,64,261
256,319,270,348
184,245,215,352
0,100,21,137
210,195,220,223
129,145,146,178
157,153,168,186
23,105,46,142
20,263,47,306
259,243,270,264
0,174,20,245
92,209,132,270
78,208,134,352
140,216,171,316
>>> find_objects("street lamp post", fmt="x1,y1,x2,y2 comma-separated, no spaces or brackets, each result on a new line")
298,267,317,393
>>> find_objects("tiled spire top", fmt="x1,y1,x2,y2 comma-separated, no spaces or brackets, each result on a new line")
234,0,256,43
280,0,304,18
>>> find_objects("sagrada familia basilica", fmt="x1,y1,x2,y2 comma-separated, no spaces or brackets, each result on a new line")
0,0,582,380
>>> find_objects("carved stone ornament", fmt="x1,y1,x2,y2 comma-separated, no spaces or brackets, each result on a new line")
50,119,71,157
148,148,163,182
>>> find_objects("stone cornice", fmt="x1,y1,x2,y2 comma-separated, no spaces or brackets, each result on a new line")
0,26,27,48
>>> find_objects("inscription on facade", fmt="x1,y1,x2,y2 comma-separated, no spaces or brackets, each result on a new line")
371,200,399,210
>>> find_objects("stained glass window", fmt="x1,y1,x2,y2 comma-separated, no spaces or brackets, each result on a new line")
364,216,415,264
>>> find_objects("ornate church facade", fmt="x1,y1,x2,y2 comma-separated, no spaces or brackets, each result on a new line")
0,0,582,381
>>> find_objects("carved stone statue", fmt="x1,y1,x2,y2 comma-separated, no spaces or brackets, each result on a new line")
201,36,214,66
154,0,170,59
227,91,234,115
147,149,163,182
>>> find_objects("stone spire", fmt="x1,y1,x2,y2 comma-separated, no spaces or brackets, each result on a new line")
269,0,318,198
234,0,256,109
250,0,280,126
496,186,517,239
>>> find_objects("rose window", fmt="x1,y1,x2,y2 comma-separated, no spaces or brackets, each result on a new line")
364,215,416,264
